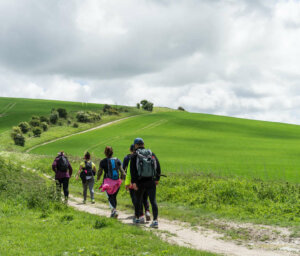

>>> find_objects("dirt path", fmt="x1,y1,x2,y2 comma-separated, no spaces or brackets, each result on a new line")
25,115,138,153
66,195,298,256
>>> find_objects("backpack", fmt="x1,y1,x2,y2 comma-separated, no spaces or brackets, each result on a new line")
80,161,95,183
57,155,68,172
107,158,119,180
84,161,95,176
136,149,157,179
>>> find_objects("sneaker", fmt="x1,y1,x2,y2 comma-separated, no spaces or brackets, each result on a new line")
145,211,151,221
139,215,145,224
133,217,140,224
110,209,118,218
150,220,158,229
114,211,119,218
82,200,86,204
91,199,95,204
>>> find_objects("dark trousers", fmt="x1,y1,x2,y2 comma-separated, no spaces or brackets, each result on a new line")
135,181,158,220
130,189,150,217
56,177,69,198
108,188,120,209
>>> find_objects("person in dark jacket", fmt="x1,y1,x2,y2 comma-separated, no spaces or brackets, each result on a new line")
124,144,151,222
52,151,73,204
130,138,161,228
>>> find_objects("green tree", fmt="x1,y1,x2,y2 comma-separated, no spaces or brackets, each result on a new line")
18,122,30,133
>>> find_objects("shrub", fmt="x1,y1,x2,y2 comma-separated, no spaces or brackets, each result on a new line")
73,123,79,128
11,126,22,139
103,104,111,113
58,121,63,126
76,111,89,122
29,119,40,127
178,106,185,111
50,111,59,124
33,127,42,137
57,108,67,118
13,133,25,146
107,108,119,115
31,115,40,120
41,122,48,131
18,122,30,133
40,116,50,124
137,103,140,109
67,119,72,125
140,100,154,112
76,111,101,123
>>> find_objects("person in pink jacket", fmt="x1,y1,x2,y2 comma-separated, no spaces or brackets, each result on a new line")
97,146,125,218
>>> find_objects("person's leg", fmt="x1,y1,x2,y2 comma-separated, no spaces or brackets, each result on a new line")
129,189,136,206
82,181,88,202
147,185,158,220
108,193,117,209
134,186,145,219
142,191,150,213
88,178,95,201
55,179,62,201
62,178,69,199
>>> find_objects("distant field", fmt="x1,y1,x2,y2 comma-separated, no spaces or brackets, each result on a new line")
32,111,300,182
0,97,112,133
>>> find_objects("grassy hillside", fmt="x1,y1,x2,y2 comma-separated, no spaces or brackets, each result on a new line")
0,97,143,151
32,111,300,182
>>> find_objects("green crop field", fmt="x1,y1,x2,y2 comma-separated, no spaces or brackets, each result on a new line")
32,111,300,183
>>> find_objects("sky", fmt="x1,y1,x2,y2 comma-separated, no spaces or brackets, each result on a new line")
1,0,300,124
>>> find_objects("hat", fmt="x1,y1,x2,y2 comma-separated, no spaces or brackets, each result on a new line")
134,138,144,145
130,144,135,151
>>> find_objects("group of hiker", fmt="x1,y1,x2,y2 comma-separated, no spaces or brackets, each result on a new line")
52,138,161,228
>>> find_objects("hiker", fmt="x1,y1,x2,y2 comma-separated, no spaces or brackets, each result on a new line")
97,146,126,218
52,151,73,203
76,152,97,204
130,138,161,228
124,144,151,222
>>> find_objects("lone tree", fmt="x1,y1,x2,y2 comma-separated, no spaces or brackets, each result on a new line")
140,100,154,112
177,106,185,111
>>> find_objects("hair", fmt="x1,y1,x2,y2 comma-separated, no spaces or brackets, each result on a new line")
130,144,134,152
104,146,113,158
84,151,91,160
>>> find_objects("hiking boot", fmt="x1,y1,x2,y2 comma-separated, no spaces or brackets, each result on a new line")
110,209,118,218
145,210,151,221
133,217,140,224
150,220,158,229
91,199,95,204
139,215,145,224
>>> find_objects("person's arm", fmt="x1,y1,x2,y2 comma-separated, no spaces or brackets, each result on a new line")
52,159,57,173
68,161,73,177
119,165,126,180
130,155,138,190
125,161,131,190
122,156,129,171
97,168,104,181
76,164,83,180
92,163,97,176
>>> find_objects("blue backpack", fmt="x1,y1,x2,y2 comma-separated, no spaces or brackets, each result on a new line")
107,158,119,180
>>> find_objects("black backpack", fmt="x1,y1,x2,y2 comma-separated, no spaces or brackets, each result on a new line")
107,158,119,180
80,161,95,183
57,155,68,172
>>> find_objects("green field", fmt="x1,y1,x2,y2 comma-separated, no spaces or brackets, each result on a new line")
32,111,300,183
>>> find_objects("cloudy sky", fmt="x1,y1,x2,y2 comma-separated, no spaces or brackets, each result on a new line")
1,0,300,124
